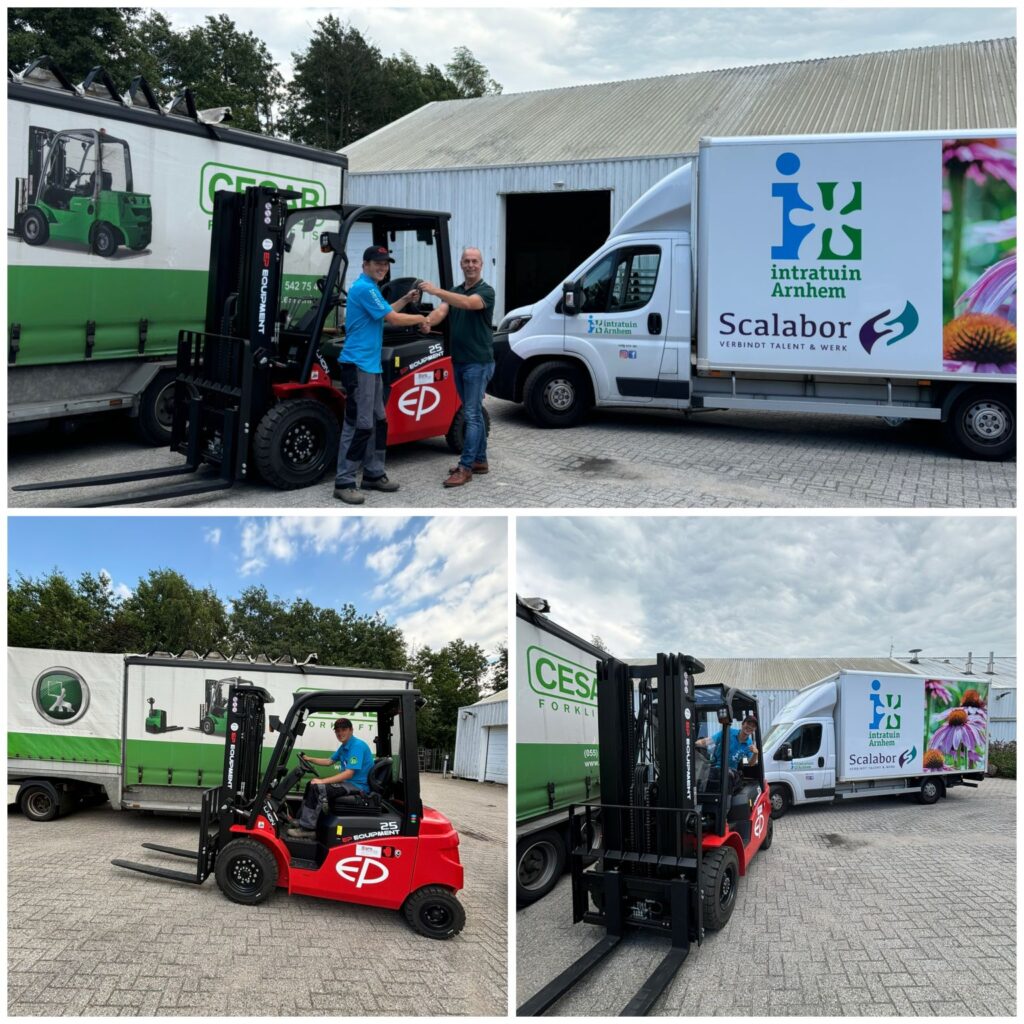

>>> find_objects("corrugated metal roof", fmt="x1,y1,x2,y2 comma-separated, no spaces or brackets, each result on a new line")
893,655,1016,687
343,38,1015,172
468,688,508,707
694,658,909,691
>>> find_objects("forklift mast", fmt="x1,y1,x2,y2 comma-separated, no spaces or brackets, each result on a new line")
221,680,274,807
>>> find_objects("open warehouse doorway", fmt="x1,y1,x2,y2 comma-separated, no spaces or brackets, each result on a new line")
503,190,611,314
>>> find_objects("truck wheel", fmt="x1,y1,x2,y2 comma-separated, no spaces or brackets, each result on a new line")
700,846,739,931
760,814,774,851
445,405,492,454
769,785,791,818
516,830,566,906
92,222,121,258
254,399,340,490
917,778,943,805
523,361,590,428
215,838,278,905
19,783,61,822
135,368,178,446
944,388,1015,460
22,208,50,246
403,886,466,939
200,718,216,735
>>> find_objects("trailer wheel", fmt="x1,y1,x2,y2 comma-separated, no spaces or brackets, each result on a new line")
700,846,739,931
93,222,121,258
445,405,492,454
769,785,791,818
200,718,217,736
215,838,278,905
19,783,61,822
254,399,340,490
403,886,466,940
22,208,50,246
516,830,566,906
917,778,943,805
523,361,591,428
944,388,1015,460
136,368,178,446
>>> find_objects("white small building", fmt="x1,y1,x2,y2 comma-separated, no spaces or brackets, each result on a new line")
453,689,508,784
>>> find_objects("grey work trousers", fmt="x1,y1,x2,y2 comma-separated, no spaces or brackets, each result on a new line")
335,363,388,488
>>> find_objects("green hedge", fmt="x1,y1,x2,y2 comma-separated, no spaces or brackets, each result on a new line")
988,740,1016,779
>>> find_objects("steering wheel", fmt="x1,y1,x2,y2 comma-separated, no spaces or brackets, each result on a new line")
315,276,345,306
297,752,316,774
696,743,712,761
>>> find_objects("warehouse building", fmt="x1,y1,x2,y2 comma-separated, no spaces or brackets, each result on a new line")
343,37,1015,320
453,689,508,784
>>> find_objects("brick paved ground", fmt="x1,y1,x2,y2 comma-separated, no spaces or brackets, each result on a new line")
8,777,507,1016
516,778,1016,1016
8,399,1015,508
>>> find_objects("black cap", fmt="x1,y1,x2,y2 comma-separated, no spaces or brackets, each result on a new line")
363,245,395,263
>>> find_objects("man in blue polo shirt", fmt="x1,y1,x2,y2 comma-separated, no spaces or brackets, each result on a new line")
697,715,760,769
334,245,429,504
288,717,376,837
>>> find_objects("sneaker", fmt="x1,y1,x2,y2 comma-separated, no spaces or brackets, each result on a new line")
443,466,473,488
448,462,488,475
361,474,399,492
287,826,316,838
334,487,365,505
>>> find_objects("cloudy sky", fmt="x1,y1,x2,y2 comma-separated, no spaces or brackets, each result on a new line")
517,516,1016,659
9,515,507,656
164,5,1015,94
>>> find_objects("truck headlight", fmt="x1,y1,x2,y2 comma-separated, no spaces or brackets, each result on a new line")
499,314,531,334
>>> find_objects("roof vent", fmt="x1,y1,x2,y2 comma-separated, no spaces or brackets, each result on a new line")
985,652,995,675
908,648,922,665
965,651,974,674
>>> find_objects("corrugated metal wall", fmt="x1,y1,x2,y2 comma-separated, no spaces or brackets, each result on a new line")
346,156,683,318
453,697,509,781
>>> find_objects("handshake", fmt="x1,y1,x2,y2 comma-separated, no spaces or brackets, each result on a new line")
410,279,441,334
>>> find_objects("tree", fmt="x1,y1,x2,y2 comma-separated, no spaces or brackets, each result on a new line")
114,569,228,653
445,45,502,97
8,570,118,651
591,635,609,653
411,640,489,751
487,642,508,694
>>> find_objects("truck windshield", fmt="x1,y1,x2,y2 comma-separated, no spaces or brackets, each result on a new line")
762,722,792,754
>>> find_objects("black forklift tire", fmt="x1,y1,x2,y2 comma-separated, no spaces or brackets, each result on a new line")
403,886,466,940
700,846,740,931
135,368,178,446
760,814,774,851
19,783,61,822
769,785,791,818
917,777,944,805
522,361,591,428
215,837,278,905
445,405,492,454
943,387,1015,460
516,829,566,906
22,208,50,246
253,399,340,490
200,718,216,736
93,222,121,258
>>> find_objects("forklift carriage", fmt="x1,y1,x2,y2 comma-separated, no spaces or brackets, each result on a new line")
519,654,773,1016
16,185,477,505
112,680,466,940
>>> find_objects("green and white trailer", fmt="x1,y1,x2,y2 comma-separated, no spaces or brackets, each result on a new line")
7,647,411,822
8,57,347,443
516,597,606,905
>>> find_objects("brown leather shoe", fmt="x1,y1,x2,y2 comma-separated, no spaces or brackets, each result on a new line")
448,462,488,474
443,466,473,488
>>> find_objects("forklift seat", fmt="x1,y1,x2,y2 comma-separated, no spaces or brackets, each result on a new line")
326,757,393,813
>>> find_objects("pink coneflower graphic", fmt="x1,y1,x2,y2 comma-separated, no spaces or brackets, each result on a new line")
925,679,955,705
943,312,1016,374
943,138,1017,190
957,253,1016,327
922,749,947,772
930,707,986,757
959,688,987,710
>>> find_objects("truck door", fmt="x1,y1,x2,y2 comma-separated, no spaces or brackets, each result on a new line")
782,720,834,802
565,243,668,403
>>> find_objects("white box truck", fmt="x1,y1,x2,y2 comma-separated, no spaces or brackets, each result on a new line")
762,669,989,816
7,647,411,821
8,57,346,443
490,130,1016,459
516,597,605,905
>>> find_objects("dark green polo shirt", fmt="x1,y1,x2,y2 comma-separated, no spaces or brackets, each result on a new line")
448,279,495,364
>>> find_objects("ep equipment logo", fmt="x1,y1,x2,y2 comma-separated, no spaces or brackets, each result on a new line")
336,845,398,887
397,384,441,421
32,668,90,724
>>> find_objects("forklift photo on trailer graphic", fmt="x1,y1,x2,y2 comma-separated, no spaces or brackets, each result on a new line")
14,124,152,258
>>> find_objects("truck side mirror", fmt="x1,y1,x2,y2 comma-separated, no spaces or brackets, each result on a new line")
562,281,582,316
775,744,793,761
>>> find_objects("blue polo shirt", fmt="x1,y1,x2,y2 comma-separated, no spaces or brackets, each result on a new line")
341,273,392,373
710,727,755,769
332,735,375,793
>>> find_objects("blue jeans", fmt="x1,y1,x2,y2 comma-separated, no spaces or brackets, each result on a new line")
454,361,494,468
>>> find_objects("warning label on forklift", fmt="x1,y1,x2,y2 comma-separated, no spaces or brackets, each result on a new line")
356,844,382,858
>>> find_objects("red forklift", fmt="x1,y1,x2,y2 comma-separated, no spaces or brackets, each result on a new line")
15,186,482,505
518,653,773,1015
112,679,466,939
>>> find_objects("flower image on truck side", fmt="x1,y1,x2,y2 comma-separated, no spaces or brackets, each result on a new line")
924,678,990,771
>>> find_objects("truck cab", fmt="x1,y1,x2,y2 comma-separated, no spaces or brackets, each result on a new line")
490,165,693,426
